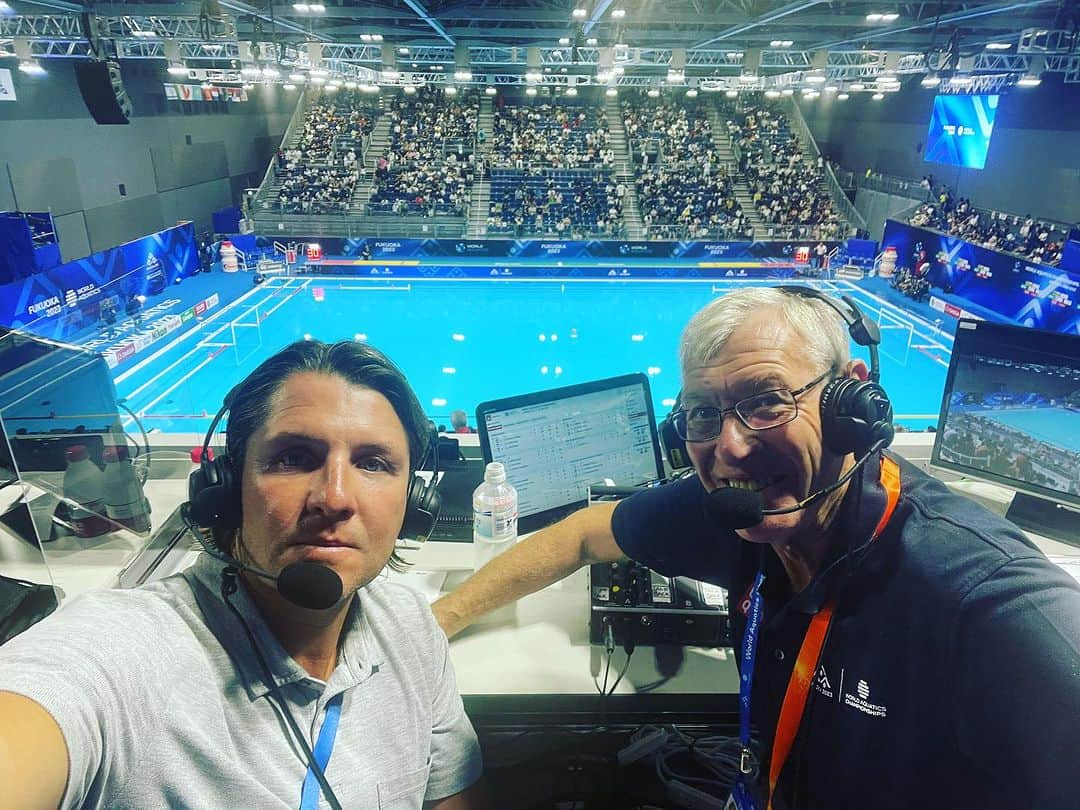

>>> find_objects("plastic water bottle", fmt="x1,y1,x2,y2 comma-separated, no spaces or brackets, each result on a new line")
62,445,110,538
103,445,152,534
473,462,518,571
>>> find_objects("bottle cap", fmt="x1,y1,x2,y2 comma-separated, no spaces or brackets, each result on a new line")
65,444,88,462
484,461,506,484
190,446,215,464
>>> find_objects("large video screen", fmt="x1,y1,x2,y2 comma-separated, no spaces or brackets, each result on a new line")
932,320,1080,508
924,94,999,170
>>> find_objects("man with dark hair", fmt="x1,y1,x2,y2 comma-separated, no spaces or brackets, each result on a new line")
0,339,485,809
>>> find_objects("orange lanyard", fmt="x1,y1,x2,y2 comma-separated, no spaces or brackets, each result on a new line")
766,454,901,810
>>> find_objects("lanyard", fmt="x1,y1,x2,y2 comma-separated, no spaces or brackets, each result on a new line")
299,692,344,810
732,454,901,810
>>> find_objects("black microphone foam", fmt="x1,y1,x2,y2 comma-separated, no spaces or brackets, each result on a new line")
705,487,765,530
276,563,343,611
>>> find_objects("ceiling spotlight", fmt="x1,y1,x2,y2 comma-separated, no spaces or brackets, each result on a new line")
586,37,598,45
837,92,850,100
806,73,826,83
372,34,383,42
261,66,279,78
882,13,899,21
18,59,46,76
770,39,794,47
647,88,660,97
824,85,839,92
403,85,416,94
309,2,325,11
485,86,497,95
1016,74,1041,87
360,33,372,42
985,42,1011,50
559,37,571,45
167,63,188,76
241,65,262,77
572,7,587,18
850,82,865,91
872,92,885,100
398,47,410,55
444,85,458,95
605,87,618,96
566,86,577,96
344,80,357,89
526,70,543,82
282,83,297,90
310,75,326,84
782,88,794,96
526,86,538,95
288,72,306,82
725,89,738,98
921,74,940,87
866,13,883,21
0,1,14,12
293,2,310,10
685,88,698,97
765,89,781,98
453,69,472,80
613,8,626,17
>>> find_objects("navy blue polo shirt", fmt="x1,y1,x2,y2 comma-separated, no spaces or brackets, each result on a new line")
612,451,1080,809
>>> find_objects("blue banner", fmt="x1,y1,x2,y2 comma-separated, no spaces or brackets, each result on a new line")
881,219,1080,334
0,222,199,341
283,236,840,276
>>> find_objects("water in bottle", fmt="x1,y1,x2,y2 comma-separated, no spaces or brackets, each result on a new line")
473,462,518,570
62,444,110,538
103,445,152,534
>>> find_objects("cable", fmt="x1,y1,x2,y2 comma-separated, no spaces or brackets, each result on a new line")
117,400,151,485
219,569,343,810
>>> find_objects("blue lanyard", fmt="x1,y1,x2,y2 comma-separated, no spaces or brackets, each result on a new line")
731,570,766,810
299,692,344,810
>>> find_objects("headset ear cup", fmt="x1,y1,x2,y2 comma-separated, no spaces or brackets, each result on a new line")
821,378,895,455
187,457,242,532
400,473,441,542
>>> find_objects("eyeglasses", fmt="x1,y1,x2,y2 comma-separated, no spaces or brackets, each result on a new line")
672,369,833,443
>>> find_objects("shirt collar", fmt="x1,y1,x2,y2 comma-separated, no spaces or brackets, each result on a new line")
761,451,895,616
182,554,383,701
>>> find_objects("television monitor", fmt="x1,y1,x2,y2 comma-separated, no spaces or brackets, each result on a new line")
476,374,665,534
924,94,999,170
931,319,1080,544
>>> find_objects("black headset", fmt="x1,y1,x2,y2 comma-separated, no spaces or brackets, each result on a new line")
659,285,895,468
187,391,443,544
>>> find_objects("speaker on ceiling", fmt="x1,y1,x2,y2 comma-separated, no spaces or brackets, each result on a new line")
73,60,132,125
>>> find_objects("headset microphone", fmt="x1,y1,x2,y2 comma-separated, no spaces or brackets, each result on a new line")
704,438,889,530
181,504,344,610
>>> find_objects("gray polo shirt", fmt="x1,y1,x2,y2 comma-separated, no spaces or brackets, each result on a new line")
0,555,482,809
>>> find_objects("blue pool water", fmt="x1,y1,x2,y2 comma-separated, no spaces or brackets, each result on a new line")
113,277,952,435
977,408,1080,454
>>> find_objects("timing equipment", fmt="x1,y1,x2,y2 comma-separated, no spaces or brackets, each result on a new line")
186,390,443,542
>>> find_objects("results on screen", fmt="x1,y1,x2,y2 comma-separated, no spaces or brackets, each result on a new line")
482,384,659,519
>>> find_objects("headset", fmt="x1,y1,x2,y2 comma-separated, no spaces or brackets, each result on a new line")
187,390,443,544
659,285,894,469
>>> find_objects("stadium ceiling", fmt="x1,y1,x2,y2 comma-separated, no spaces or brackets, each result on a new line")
2,0,1078,86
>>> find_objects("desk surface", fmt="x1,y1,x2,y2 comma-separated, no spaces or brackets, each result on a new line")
4,456,1079,703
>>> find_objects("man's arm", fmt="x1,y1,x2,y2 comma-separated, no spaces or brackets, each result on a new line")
432,502,623,638
0,691,69,810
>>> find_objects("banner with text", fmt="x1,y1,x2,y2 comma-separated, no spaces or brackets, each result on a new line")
880,219,1080,335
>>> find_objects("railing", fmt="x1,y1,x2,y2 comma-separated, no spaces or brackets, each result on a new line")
251,212,468,239
782,99,867,235
252,89,309,213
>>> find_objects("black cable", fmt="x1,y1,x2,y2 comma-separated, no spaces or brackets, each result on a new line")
219,568,343,810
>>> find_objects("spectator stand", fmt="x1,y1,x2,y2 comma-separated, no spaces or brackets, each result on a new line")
364,86,480,221
484,98,624,238
621,89,749,242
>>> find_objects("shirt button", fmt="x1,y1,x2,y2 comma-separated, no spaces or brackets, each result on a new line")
774,648,785,661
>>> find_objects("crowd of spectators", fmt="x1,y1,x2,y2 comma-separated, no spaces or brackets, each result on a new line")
620,91,749,239
273,90,377,214
941,411,1080,497
909,190,1065,266
489,102,613,170
368,87,480,217
726,102,847,239
486,169,624,238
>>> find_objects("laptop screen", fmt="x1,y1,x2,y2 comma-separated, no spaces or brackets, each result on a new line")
476,373,665,534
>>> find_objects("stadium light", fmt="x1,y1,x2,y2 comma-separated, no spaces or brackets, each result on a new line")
526,87,538,96
605,87,618,97
1016,74,1041,87
765,89,781,98
572,7,587,18
647,88,660,97
167,63,188,76
725,89,738,97
559,37,571,45
872,92,885,100
283,83,297,90
612,8,626,18
485,86,497,95
586,37,598,45
837,93,850,100
921,74,940,87
566,87,578,96
985,42,1012,50
18,59,46,76
685,88,698,97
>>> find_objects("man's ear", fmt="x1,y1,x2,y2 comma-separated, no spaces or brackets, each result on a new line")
843,358,870,382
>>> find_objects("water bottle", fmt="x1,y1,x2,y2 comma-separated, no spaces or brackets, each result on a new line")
103,445,152,534
62,445,110,538
473,462,518,571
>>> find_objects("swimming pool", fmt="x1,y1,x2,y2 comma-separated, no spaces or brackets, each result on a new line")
113,277,952,435
976,407,1080,455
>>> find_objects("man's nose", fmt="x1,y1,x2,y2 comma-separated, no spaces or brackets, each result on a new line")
309,456,357,519
711,414,757,463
